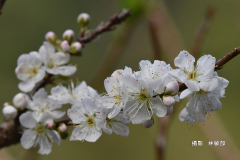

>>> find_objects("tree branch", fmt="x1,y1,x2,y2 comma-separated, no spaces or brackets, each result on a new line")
0,0,6,15
78,9,131,45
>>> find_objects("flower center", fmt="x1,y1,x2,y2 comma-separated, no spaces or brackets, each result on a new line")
34,124,46,134
136,89,150,102
84,115,96,127
28,67,38,77
47,60,55,69
188,71,197,80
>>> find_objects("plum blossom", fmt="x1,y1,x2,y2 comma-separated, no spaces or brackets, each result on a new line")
96,108,130,136
26,88,65,121
20,112,61,155
68,97,102,142
15,52,45,92
48,80,99,105
99,76,128,119
136,60,173,94
123,75,167,124
168,51,216,91
39,41,77,76
179,72,229,122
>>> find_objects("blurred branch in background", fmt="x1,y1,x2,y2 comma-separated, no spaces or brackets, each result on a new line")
0,9,132,149
0,0,6,15
147,2,185,160
200,114,240,160
191,7,215,56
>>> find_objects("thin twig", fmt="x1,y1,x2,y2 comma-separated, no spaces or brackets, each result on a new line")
78,9,131,45
191,7,215,56
0,0,6,15
148,18,162,60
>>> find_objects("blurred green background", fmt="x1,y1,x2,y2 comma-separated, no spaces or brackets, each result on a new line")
0,0,240,160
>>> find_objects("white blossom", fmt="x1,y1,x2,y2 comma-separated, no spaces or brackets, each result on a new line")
26,88,65,121
15,52,45,92
123,75,167,124
96,108,130,136
179,72,229,122
168,51,216,91
39,41,77,76
99,76,128,119
68,97,102,142
49,80,99,105
137,60,173,94
20,112,61,155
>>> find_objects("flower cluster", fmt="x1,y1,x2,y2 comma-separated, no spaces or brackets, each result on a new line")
2,11,229,155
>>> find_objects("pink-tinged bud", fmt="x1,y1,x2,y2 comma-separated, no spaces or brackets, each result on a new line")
77,13,90,27
61,40,70,52
13,93,26,110
46,119,54,128
163,96,176,107
70,42,82,53
62,29,75,43
45,31,57,44
142,118,154,128
2,105,17,120
165,81,179,96
59,123,67,132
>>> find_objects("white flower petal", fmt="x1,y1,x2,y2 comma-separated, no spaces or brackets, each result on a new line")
150,97,167,117
46,130,61,145
49,111,65,119
103,123,113,135
18,80,35,93
81,97,98,116
20,129,37,149
187,97,206,122
49,85,71,104
180,89,193,99
197,55,215,79
19,112,37,128
38,135,52,155
112,123,129,136
185,80,199,91
68,106,87,123
199,78,218,92
85,127,102,142
174,50,195,72
168,69,186,83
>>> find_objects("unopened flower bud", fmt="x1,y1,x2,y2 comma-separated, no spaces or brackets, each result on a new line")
2,105,17,120
165,81,179,96
163,96,176,107
59,123,67,132
142,118,154,128
77,13,90,27
12,93,26,110
70,42,82,54
46,119,55,128
61,40,70,52
45,31,57,44
58,123,68,139
62,29,75,43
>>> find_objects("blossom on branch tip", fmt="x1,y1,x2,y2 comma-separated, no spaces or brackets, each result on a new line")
179,72,229,123
77,13,90,27
70,42,82,54
15,52,45,93
168,51,216,91
68,97,102,142
26,88,65,121
20,112,61,155
39,41,77,76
